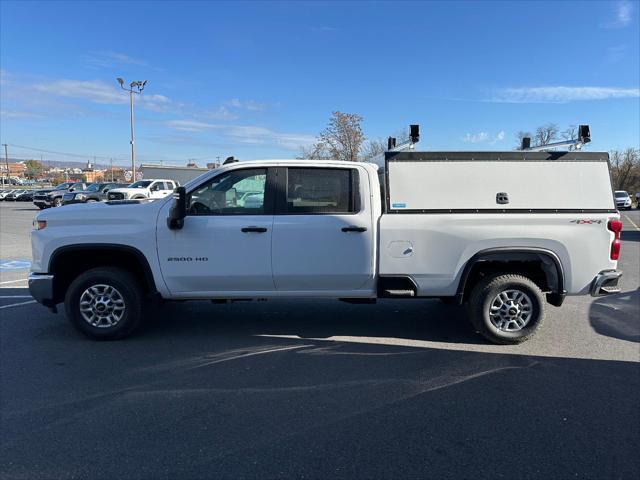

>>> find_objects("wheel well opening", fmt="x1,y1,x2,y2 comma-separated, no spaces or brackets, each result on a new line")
462,260,555,302
50,248,155,303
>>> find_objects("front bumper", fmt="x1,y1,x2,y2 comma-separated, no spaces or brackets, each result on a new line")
590,270,622,296
28,273,55,306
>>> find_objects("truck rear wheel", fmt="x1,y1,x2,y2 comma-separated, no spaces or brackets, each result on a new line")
64,267,144,340
468,274,546,344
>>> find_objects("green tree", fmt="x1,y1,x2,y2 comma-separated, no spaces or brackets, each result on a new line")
24,159,44,179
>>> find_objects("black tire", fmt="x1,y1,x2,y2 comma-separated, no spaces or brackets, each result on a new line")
64,267,145,340
467,274,546,345
53,197,62,207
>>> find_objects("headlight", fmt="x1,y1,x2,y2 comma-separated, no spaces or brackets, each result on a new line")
33,219,47,230
75,193,86,200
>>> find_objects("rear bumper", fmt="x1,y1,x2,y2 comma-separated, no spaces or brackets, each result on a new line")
590,270,622,296
28,273,55,306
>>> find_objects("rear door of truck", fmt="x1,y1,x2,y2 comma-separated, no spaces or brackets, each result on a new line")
271,165,376,294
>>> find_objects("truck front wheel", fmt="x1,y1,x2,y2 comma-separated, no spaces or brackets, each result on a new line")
468,274,546,344
64,267,144,340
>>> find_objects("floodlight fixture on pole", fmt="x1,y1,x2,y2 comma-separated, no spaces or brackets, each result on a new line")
117,77,147,181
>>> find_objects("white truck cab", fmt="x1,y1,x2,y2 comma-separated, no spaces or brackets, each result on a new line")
107,179,178,201
29,151,622,344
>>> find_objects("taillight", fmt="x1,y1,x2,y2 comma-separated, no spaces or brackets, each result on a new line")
608,219,622,260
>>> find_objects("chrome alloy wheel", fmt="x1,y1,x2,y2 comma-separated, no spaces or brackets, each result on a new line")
79,284,126,328
488,289,533,332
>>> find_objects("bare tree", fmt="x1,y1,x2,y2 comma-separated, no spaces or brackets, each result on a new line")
515,131,532,149
298,112,364,161
298,142,331,160
534,123,559,146
360,128,412,160
610,148,640,193
360,138,387,160
561,124,578,141
319,112,364,162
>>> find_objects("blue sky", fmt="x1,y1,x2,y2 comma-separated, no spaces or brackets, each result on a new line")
1,0,639,166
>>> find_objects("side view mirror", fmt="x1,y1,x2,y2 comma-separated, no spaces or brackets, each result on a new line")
102,188,110,193
167,186,186,230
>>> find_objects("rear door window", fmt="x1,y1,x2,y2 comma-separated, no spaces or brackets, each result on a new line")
284,168,357,214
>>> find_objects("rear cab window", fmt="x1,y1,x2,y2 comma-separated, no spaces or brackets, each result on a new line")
283,168,359,214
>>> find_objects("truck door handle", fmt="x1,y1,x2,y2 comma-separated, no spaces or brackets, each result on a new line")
341,226,367,233
241,226,268,233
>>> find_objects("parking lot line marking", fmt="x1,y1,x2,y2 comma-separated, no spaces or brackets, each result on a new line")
0,278,28,285
0,300,36,310
0,295,32,299
623,214,640,231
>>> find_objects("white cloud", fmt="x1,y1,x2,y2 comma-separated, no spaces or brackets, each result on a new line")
226,98,267,111
84,51,149,69
32,79,175,112
601,1,633,28
490,86,640,103
165,120,216,132
463,132,489,143
0,109,45,119
463,130,505,144
165,119,315,150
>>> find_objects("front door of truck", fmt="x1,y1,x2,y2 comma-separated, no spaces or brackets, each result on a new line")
271,166,375,294
157,168,275,295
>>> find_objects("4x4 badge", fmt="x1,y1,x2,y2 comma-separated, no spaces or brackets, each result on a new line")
570,219,603,224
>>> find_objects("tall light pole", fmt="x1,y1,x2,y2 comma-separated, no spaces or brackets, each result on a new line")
116,78,147,182
2,144,9,186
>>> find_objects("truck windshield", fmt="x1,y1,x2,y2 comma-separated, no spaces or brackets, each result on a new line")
85,184,102,192
129,181,152,188
615,191,628,198
54,182,74,190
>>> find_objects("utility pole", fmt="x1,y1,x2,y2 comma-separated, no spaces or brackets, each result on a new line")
110,158,114,182
2,144,9,186
116,78,147,182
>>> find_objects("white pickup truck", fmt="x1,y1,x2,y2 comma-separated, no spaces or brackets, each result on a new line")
106,179,178,201
29,150,622,344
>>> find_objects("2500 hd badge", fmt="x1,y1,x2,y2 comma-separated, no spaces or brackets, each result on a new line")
167,257,209,262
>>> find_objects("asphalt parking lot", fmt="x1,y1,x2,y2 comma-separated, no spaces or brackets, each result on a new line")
1,202,639,479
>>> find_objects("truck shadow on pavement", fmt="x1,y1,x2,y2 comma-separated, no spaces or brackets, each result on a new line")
4,298,639,479
621,230,640,242
589,288,640,343
144,298,485,345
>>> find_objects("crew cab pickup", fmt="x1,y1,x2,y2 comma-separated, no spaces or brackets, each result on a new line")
62,182,129,205
33,182,87,209
106,179,178,201
29,151,622,344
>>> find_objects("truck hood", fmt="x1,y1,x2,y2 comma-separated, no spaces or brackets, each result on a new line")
108,188,148,195
36,196,166,225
